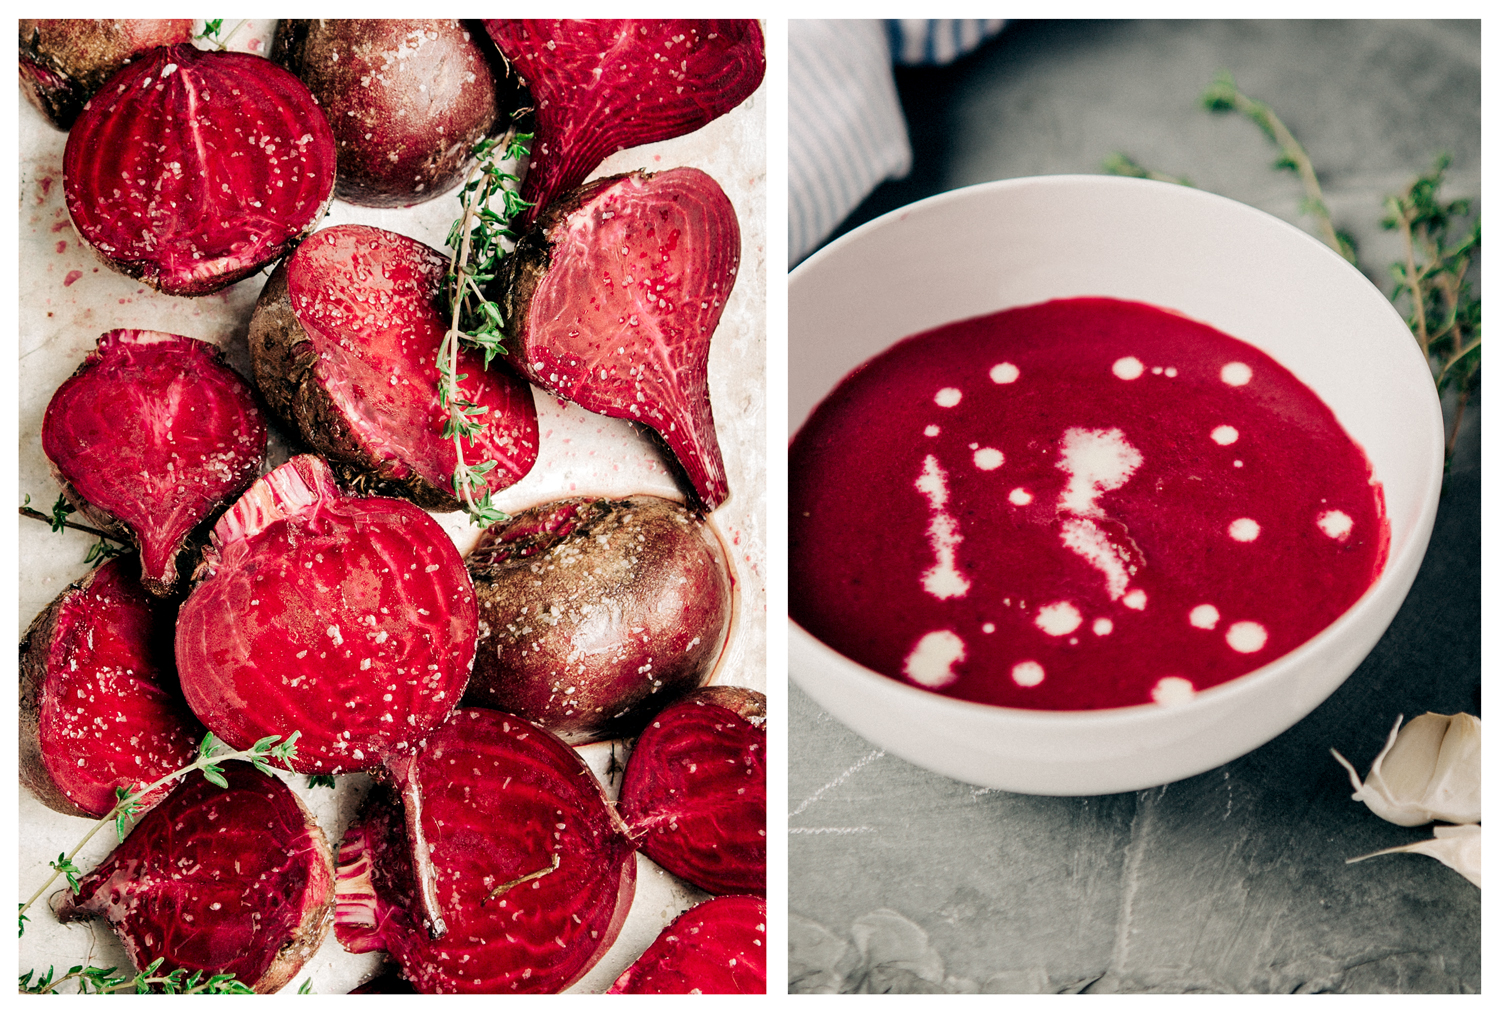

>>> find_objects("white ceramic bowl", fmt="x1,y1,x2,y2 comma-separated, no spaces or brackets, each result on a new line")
788,175,1444,796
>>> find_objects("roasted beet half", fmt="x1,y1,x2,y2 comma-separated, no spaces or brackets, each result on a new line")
53,762,335,994
619,686,766,896
19,19,193,129
19,555,203,818
464,495,732,744
335,708,637,994
41,329,267,597
608,895,767,994
482,19,764,224
498,167,740,511
250,225,538,510
273,19,514,207
174,455,477,774
64,43,336,296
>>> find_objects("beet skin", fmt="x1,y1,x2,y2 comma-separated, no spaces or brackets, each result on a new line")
464,495,733,744
19,19,194,129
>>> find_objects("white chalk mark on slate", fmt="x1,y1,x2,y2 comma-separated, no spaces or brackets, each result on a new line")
790,749,886,817
1110,784,1167,975
788,827,877,834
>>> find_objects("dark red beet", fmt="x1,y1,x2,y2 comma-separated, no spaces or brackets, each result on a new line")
619,686,765,896
608,895,767,994
19,19,194,129
63,43,336,296
41,329,268,597
482,20,764,224
273,19,511,207
19,555,203,818
334,708,636,994
249,225,539,510
464,495,733,744
53,762,335,994
498,168,740,510
174,455,477,774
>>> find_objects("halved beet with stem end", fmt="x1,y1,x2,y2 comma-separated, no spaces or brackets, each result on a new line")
335,708,637,994
250,225,539,510
174,455,477,774
63,43,336,296
273,19,515,208
482,20,764,225
608,895,767,994
41,329,268,597
19,555,203,818
619,686,766,896
464,495,733,744
54,761,335,994
498,167,740,511
19,19,194,129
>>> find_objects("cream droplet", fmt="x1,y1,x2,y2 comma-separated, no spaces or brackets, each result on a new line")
1211,425,1239,445
1189,604,1220,630
990,362,1019,384
1228,518,1260,542
905,630,966,687
934,387,962,407
1113,357,1145,380
1221,362,1253,386
1152,676,1196,705
1011,661,1045,687
1226,621,1267,653
973,447,1004,470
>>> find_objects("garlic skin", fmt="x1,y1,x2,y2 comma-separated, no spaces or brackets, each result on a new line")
1330,712,1481,827
1347,823,1480,888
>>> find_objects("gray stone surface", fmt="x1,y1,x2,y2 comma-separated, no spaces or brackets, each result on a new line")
789,19,1479,995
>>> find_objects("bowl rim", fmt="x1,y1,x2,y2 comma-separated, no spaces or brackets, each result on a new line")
787,173,1445,730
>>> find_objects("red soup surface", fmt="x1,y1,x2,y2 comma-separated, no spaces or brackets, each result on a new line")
789,298,1388,711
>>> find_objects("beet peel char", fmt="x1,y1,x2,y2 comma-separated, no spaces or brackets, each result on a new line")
53,762,335,994
464,495,733,744
482,19,764,224
619,686,766,896
608,895,767,994
19,555,203,818
41,329,267,597
250,224,539,510
63,43,336,296
334,708,637,994
499,167,740,511
174,455,477,774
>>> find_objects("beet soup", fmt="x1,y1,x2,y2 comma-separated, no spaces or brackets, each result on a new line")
789,297,1388,711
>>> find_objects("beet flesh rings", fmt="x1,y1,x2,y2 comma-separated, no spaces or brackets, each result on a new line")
250,225,538,510
55,762,335,993
336,708,636,994
609,895,767,994
64,44,336,296
483,20,764,225
20,556,202,818
42,330,267,597
175,455,477,774
501,168,739,511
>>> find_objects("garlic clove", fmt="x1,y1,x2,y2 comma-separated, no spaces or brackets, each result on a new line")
1330,712,1481,827
1346,823,1480,888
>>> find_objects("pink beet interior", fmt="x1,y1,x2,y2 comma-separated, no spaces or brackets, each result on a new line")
63,43,335,295
517,168,738,510
484,19,764,224
608,895,767,994
41,329,266,592
790,297,1389,710
286,225,539,497
175,455,476,774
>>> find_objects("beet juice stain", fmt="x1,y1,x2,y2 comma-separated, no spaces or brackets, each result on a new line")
789,297,1388,711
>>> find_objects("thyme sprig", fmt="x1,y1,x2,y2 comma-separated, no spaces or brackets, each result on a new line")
19,732,301,937
438,131,535,527
19,494,129,568
20,960,254,995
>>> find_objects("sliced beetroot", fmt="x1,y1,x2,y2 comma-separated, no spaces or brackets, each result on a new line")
250,225,538,510
19,555,203,818
608,895,767,994
41,329,267,597
53,761,335,994
482,19,764,224
273,19,512,207
334,708,636,994
464,495,733,744
174,455,477,774
63,43,336,296
619,686,766,896
498,168,739,510
19,19,194,129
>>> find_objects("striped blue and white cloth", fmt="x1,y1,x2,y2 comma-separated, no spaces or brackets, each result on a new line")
790,19,1006,264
